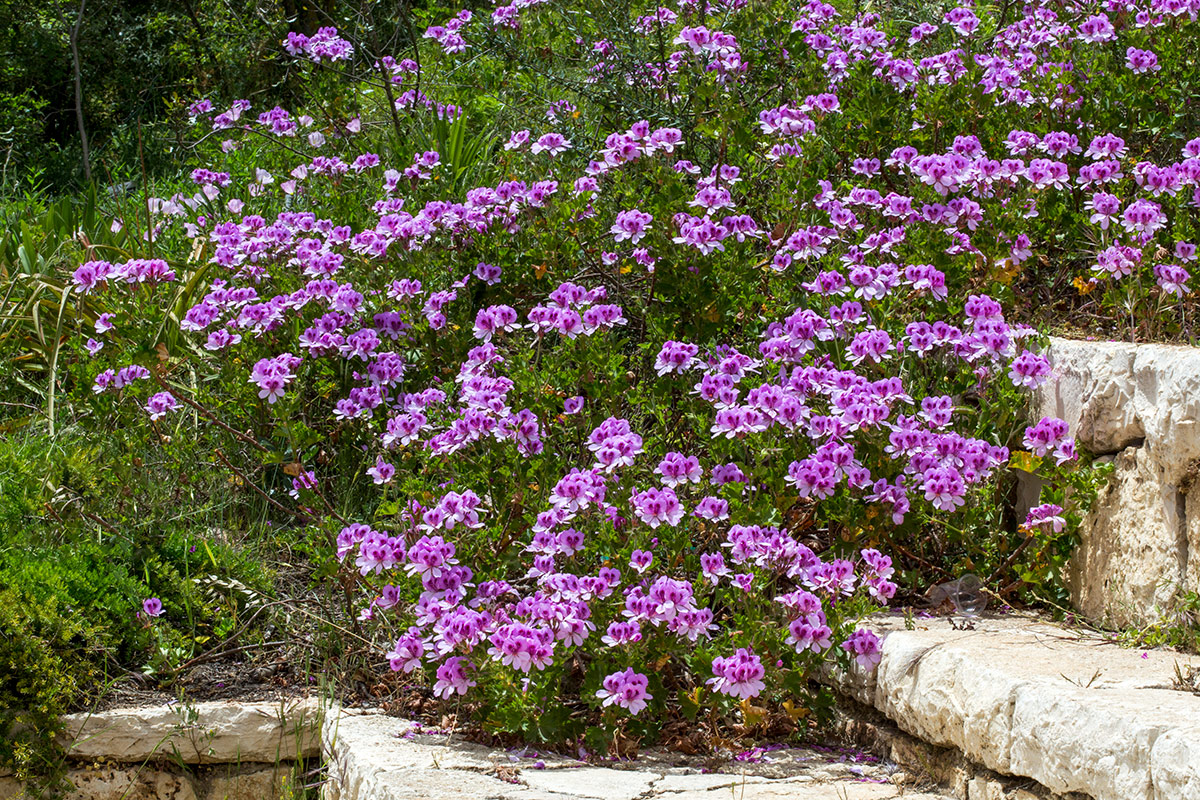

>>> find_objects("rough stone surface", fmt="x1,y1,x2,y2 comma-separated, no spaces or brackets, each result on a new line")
0,767,200,800
1034,337,1200,626
319,708,952,800
827,612,1200,800
65,768,199,800
1066,446,1186,627
200,765,290,800
58,698,322,764
1,764,298,800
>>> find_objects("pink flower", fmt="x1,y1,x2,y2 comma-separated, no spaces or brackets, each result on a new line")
596,668,652,715
610,209,653,244
630,549,654,573
1025,503,1066,533
1126,47,1160,74
95,313,116,334
367,456,396,484
144,391,179,421
707,648,766,700
433,657,476,699
142,597,164,618
629,487,685,528
842,629,882,670
530,133,571,156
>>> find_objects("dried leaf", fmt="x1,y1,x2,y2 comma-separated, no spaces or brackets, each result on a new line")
1008,450,1042,473
782,699,809,721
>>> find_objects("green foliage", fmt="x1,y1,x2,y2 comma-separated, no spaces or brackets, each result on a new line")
0,586,88,794
1120,588,1200,653
0,428,282,781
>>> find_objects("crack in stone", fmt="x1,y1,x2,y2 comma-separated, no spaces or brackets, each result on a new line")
635,772,667,799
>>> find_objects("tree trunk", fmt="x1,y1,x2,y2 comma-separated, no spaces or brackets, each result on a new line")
69,0,91,182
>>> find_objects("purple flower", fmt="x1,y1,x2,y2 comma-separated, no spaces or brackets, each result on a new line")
629,487,684,528
1155,264,1190,299
693,496,730,522
387,630,425,673
249,352,301,404
601,621,642,647
1023,416,1071,458
1025,503,1066,533
563,396,584,415
786,617,832,654
654,340,699,375
656,452,702,486
433,657,476,699
142,597,164,618
596,668,652,715
367,456,396,485
842,629,882,670
530,133,571,156
610,209,653,244
95,313,116,334
144,391,180,421
1008,350,1053,389
707,648,766,700
73,261,114,293
1126,47,1161,74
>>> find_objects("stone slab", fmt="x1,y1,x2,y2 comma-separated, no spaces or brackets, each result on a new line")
319,708,951,800
58,698,322,764
827,612,1200,800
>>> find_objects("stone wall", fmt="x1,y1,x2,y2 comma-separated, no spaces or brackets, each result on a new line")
0,699,321,800
1033,337,1200,627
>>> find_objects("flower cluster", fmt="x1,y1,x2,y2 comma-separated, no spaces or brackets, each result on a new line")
74,0,1145,739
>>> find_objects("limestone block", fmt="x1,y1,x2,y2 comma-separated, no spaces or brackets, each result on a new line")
519,768,657,799
65,766,197,800
870,634,1021,775
318,706,952,800
202,765,289,800
1038,338,1141,454
60,698,322,765
826,614,1200,800
1065,446,1187,627
966,776,1006,800
1149,726,1200,800
1034,337,1200,625
1007,686,1166,799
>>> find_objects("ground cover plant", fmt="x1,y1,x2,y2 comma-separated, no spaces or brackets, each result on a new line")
4,0,1199,772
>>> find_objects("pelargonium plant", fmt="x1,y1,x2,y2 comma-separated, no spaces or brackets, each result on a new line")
64,0,1197,745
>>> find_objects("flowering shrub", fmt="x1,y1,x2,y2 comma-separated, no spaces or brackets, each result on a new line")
62,0,1200,746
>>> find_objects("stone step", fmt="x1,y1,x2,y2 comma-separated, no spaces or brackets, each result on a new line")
827,613,1200,800
56,697,323,764
320,709,952,800
14,613,1200,800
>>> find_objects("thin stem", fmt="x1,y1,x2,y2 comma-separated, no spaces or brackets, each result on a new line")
215,448,312,523
151,369,269,453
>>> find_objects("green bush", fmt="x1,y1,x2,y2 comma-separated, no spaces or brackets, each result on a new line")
0,429,281,783
0,586,96,791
